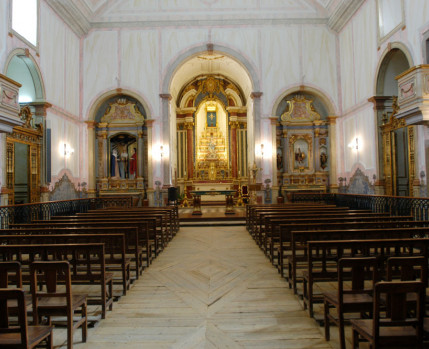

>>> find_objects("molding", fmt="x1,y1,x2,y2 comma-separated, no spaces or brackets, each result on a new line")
328,0,365,33
45,0,91,37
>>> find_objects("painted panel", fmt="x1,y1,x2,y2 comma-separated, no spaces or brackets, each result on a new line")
301,26,338,110
339,24,355,111
65,29,80,116
121,30,159,115
353,1,378,103
40,3,65,109
83,30,118,119
261,26,300,115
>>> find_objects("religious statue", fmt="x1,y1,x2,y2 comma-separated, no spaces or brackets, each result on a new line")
119,146,129,179
110,149,120,178
250,162,260,184
277,151,283,170
295,147,306,165
320,151,328,169
129,147,137,179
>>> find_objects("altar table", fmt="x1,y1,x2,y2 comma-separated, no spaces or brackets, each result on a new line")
190,190,237,215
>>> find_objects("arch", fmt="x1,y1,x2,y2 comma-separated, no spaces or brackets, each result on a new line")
161,43,260,94
375,42,414,95
86,88,152,122
270,84,338,117
3,48,45,102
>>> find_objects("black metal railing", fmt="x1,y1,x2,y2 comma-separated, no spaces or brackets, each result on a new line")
0,197,133,228
291,192,429,220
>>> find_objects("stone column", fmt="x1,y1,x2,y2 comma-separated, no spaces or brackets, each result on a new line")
160,94,172,185
368,96,392,194
270,117,278,186
30,102,52,189
327,116,339,193
184,121,194,179
145,119,154,190
250,92,263,168
85,121,97,198
229,120,238,178
137,129,144,178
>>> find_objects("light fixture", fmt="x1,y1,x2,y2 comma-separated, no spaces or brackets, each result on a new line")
260,143,264,158
63,143,74,158
160,145,164,158
348,137,361,151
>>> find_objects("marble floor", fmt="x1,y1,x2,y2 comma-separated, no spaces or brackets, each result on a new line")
53,225,338,349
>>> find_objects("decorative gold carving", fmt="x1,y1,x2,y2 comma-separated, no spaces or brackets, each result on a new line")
281,95,321,123
101,98,145,124
320,138,327,145
289,134,313,173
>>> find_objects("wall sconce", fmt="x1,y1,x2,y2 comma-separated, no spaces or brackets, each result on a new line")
63,143,74,158
260,143,264,158
348,137,361,151
160,145,164,159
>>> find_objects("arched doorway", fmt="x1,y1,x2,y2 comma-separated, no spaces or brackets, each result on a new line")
4,51,46,204
372,46,412,196
165,48,257,203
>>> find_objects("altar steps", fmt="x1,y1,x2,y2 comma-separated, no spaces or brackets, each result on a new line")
179,206,246,226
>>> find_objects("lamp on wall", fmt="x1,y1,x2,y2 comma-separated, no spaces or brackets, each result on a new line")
63,143,74,158
348,137,361,151
260,143,264,159
160,145,164,159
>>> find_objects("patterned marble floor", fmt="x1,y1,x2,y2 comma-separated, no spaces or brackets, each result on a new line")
54,226,334,349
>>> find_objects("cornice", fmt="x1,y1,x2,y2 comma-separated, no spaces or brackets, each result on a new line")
328,0,365,33
45,0,91,37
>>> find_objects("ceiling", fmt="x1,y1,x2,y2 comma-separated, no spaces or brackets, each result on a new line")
46,0,364,36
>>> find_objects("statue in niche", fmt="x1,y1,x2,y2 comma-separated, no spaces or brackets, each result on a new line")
277,150,283,171
129,147,137,179
320,152,328,170
110,149,120,178
119,146,129,179
295,147,306,165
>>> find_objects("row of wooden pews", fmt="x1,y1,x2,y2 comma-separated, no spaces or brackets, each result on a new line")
246,202,429,349
0,204,179,349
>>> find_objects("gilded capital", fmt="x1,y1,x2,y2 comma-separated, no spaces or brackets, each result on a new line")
85,120,97,129
327,116,338,125
184,122,194,129
229,121,239,128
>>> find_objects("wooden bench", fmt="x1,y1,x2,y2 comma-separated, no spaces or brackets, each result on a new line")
0,243,114,319
0,233,131,296
9,220,150,270
275,216,416,276
255,212,389,249
303,237,429,317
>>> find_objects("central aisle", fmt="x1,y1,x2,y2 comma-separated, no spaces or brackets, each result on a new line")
77,226,333,349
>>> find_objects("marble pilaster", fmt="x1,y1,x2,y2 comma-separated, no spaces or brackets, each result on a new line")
250,92,262,169
270,117,278,186
160,94,172,185
327,116,339,192
184,121,194,179
85,121,97,197
145,119,154,189
137,129,144,178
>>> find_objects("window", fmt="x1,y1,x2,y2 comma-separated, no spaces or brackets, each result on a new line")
11,0,38,46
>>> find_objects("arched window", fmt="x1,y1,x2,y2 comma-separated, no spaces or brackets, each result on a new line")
11,0,38,47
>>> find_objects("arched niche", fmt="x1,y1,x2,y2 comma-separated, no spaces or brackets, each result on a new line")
372,45,412,196
274,91,332,195
94,95,148,196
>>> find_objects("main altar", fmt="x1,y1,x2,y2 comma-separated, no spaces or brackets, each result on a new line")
175,75,249,203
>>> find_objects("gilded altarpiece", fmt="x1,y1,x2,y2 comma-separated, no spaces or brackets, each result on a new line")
6,106,43,205
277,96,329,193
95,98,147,196
176,76,248,199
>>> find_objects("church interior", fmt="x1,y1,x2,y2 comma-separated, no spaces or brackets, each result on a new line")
2,0,429,348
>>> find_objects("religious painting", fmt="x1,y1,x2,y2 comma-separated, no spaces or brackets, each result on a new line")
276,148,283,171
292,139,309,170
110,133,137,179
207,111,216,127
319,145,328,170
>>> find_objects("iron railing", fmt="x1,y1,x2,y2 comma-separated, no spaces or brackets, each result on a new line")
0,197,132,228
291,192,429,220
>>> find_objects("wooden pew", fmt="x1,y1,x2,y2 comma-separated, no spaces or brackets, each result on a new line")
275,216,416,276
8,224,148,276
38,216,164,256
0,233,131,296
0,243,114,319
255,212,389,249
302,237,429,317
